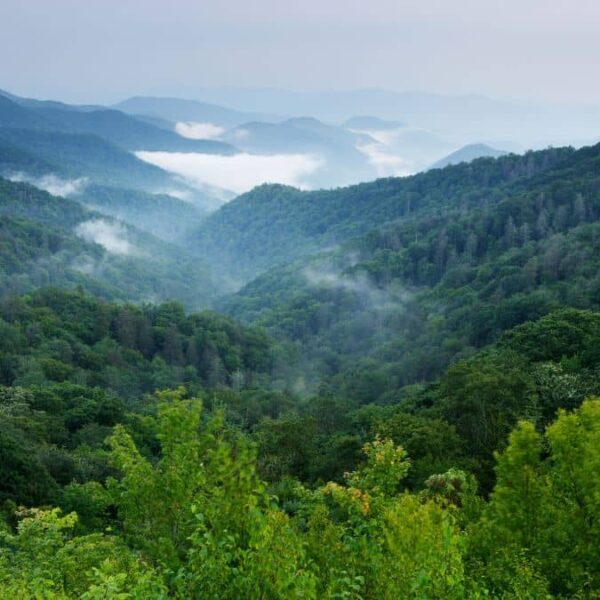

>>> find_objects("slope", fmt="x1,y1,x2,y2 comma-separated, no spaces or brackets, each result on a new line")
0,93,236,154
224,141,600,401
0,177,220,308
191,145,575,282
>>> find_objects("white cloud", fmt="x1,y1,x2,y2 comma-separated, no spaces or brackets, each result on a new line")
75,219,137,255
231,128,250,141
7,172,88,197
303,264,412,310
175,121,225,140
154,187,193,201
135,150,324,194
349,127,406,147
354,140,411,177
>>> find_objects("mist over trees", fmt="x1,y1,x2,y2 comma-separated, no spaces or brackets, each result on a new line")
1,84,600,597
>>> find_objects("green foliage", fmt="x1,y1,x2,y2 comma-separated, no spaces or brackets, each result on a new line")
0,177,221,308
225,142,600,411
1,391,599,597
0,507,166,598
3,134,600,596
471,399,600,597
194,146,575,280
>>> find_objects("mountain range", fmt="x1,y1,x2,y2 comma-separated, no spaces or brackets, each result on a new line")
3,87,600,597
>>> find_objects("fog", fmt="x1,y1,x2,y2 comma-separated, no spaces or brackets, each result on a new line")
75,219,137,255
354,140,411,177
7,172,88,198
304,263,412,311
136,150,324,194
175,122,225,140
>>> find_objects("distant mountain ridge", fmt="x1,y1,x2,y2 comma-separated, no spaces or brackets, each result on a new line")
114,96,284,128
190,87,600,146
343,115,405,130
0,92,235,154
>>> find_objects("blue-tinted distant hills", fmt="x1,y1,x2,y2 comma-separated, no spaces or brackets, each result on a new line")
429,143,508,170
0,91,236,154
114,96,283,128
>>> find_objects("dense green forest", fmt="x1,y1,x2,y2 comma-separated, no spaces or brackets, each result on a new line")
1,292,599,597
191,145,575,280
0,177,220,307
1,108,600,597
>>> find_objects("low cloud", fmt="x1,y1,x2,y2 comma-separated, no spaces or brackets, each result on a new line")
71,254,98,276
7,172,88,197
355,140,411,177
75,219,137,255
136,151,324,194
304,265,411,310
175,121,225,140
349,127,406,147
349,127,414,177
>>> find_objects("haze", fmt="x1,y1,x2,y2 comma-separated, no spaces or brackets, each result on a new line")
2,0,600,105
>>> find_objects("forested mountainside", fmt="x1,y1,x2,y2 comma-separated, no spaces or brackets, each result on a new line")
0,93,224,212
0,138,212,244
1,291,599,597
0,93,236,154
74,184,206,243
191,145,575,281
225,141,600,400
0,128,175,190
0,177,219,306
1,132,600,597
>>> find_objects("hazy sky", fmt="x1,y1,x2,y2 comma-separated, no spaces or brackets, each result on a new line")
1,0,599,104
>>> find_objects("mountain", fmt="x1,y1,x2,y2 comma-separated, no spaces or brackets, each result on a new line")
343,116,454,172
430,143,508,169
0,92,236,154
224,117,371,153
114,96,283,128
220,117,379,187
2,101,600,599
0,128,178,191
223,141,600,401
74,184,206,244
189,146,575,282
344,115,405,130
0,176,220,307
192,87,600,147
0,138,57,177
0,135,219,244
0,94,53,129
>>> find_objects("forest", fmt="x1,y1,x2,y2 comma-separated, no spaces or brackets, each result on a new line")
1,111,600,597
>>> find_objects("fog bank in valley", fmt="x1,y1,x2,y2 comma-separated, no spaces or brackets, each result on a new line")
136,150,324,194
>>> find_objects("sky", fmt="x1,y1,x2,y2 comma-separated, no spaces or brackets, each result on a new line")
1,0,600,105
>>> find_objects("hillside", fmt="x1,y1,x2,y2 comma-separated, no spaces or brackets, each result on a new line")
190,145,576,282
0,177,220,307
73,184,206,243
0,128,177,190
0,92,236,154
1,133,600,598
223,141,600,399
